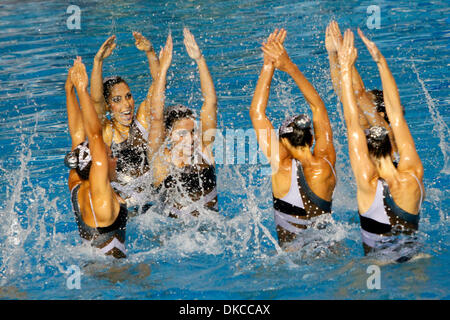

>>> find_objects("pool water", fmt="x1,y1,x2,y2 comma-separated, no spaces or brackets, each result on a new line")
0,0,448,299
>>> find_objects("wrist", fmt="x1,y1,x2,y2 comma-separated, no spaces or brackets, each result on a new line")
194,54,204,63
65,83,74,91
94,55,104,63
75,84,88,92
340,63,352,72
328,50,338,56
262,62,274,70
326,47,337,54
284,60,297,73
375,55,385,65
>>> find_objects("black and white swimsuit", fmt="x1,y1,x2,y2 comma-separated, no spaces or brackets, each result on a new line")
109,118,156,211
359,174,423,257
272,158,336,242
70,184,128,259
161,151,218,218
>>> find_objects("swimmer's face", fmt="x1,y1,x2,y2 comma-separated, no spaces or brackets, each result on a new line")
106,144,118,181
170,118,195,161
108,82,135,126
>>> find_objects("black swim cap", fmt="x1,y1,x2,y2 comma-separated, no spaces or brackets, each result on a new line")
279,114,313,148
365,126,392,159
64,141,92,180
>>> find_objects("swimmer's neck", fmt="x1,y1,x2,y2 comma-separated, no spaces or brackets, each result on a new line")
112,119,131,134
374,155,397,180
288,146,313,164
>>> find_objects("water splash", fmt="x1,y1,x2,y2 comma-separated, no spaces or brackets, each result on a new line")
412,62,449,175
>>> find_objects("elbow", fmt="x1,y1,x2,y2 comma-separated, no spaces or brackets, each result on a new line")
249,107,259,120
203,96,217,110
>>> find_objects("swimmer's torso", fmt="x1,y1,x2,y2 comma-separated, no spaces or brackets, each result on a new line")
71,183,128,259
272,158,336,244
102,118,153,204
160,152,218,217
273,156,336,201
358,176,423,256
358,170,424,215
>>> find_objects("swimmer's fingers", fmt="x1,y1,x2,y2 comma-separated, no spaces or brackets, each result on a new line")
338,30,357,67
133,31,153,52
261,45,280,64
95,35,116,61
159,34,173,70
183,28,202,60
326,26,337,52
330,21,343,41
266,28,278,44
275,28,287,44
261,42,277,57
71,57,89,89
327,21,343,52
357,28,381,62
66,66,76,88
325,24,333,52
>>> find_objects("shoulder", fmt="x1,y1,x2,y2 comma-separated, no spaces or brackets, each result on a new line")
102,119,113,145
68,170,82,192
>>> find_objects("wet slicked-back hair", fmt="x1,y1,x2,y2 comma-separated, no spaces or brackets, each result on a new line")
279,114,313,148
103,76,127,105
369,89,405,125
365,126,392,159
164,105,195,130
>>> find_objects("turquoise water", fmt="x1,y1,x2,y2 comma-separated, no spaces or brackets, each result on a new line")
0,0,448,299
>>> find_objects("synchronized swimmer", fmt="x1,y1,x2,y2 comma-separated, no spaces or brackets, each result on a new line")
64,24,424,261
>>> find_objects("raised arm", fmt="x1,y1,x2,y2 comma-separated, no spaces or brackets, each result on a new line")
147,34,173,187
147,34,172,156
326,21,343,100
338,30,377,191
183,28,217,158
327,21,395,151
358,29,422,177
90,35,117,124
250,29,289,169
72,57,118,226
326,21,369,130
262,38,335,163
133,31,161,129
66,68,85,150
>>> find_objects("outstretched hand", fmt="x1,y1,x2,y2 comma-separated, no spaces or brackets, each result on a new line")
183,28,202,61
70,57,89,90
159,33,173,71
325,20,343,53
65,66,74,90
95,35,116,61
262,28,287,65
261,29,291,72
337,29,357,69
133,31,154,52
357,28,382,63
